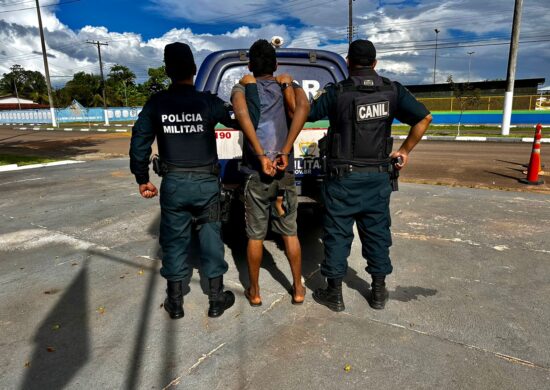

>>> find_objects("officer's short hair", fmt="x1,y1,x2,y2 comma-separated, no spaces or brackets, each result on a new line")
249,39,277,77
348,39,376,68
164,42,196,81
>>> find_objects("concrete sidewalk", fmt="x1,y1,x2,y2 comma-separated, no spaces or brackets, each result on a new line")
0,159,549,389
5,124,550,143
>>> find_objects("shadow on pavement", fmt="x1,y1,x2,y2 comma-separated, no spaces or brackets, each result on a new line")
124,265,158,390
21,212,163,390
344,266,371,297
224,199,295,296
20,266,90,390
296,205,325,291
391,286,438,302
0,137,104,159
495,159,525,166
486,170,522,182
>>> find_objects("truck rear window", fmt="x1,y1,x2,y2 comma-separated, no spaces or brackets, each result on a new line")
216,64,338,102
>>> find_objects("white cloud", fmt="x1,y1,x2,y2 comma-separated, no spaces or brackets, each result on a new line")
0,0,548,89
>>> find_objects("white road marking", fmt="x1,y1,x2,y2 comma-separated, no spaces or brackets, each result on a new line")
3,177,45,185
0,160,84,172
0,228,110,252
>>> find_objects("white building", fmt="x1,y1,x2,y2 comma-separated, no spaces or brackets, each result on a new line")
0,95,35,105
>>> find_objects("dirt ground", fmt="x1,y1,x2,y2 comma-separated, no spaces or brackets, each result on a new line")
0,127,548,194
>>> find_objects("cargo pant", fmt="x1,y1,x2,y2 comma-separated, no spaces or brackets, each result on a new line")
321,171,393,279
159,172,227,281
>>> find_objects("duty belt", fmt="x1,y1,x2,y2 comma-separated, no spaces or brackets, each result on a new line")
165,163,219,175
328,164,390,177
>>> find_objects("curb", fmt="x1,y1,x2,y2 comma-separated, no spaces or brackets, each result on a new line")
0,160,85,173
394,135,550,143
6,126,550,143
14,127,131,133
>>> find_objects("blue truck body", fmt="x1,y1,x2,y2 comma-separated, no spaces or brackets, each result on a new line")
195,48,348,199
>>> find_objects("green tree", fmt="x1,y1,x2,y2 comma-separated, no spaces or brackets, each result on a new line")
0,65,48,104
61,72,103,107
142,65,169,96
447,75,481,136
106,64,137,106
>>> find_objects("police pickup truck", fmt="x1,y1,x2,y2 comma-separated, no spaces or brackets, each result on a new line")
195,43,348,201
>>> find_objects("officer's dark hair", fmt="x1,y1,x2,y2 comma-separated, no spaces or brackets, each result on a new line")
166,63,196,81
348,59,376,70
248,39,277,77
164,42,197,81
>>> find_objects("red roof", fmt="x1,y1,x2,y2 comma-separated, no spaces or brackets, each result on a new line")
0,103,50,110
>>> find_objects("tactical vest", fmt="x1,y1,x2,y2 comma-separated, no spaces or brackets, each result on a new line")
327,74,398,167
154,88,217,168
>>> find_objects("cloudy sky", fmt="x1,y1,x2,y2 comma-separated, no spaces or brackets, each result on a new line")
0,0,548,88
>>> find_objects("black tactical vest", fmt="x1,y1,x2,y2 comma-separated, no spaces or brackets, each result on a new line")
327,73,397,167
153,85,218,168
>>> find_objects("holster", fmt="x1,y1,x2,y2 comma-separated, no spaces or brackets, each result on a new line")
389,157,401,191
219,188,234,224
151,154,166,177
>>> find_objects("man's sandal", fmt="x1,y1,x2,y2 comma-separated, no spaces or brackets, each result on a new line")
244,288,262,307
291,285,306,305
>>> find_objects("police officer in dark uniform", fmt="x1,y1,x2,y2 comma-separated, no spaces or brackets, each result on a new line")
130,42,252,319
309,39,432,311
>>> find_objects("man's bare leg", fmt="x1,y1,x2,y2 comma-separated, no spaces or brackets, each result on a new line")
282,235,305,303
246,239,264,305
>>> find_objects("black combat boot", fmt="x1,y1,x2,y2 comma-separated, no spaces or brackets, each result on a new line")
312,278,345,312
368,275,389,310
164,280,184,319
208,276,235,318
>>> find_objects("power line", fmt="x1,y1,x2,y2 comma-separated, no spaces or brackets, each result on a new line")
0,0,41,7
0,0,80,13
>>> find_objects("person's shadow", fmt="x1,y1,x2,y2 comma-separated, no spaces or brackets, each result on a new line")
295,205,374,298
148,213,209,297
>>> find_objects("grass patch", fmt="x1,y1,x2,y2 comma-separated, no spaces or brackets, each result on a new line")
0,154,58,166
391,124,536,137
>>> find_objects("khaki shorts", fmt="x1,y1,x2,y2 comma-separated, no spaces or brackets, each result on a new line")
244,171,298,240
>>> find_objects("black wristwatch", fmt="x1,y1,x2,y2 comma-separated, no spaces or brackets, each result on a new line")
280,82,290,91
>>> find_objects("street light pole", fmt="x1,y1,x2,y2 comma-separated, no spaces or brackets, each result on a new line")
467,51,475,82
501,0,524,136
433,28,440,84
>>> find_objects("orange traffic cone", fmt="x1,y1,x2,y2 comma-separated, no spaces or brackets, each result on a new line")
520,123,544,185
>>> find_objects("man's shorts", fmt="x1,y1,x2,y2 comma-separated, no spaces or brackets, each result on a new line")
244,171,298,240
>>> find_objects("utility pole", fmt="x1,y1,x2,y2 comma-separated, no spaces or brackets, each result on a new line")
87,40,110,125
123,80,128,107
467,51,475,82
35,0,57,127
348,0,355,44
433,28,440,84
10,64,22,110
501,0,523,136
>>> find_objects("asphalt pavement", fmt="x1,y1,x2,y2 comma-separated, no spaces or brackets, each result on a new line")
0,159,549,389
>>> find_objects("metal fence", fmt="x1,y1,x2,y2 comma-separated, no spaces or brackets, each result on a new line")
0,107,142,124
418,95,549,112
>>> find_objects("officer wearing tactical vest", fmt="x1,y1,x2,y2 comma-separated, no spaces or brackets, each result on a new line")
130,42,256,319
309,39,432,311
